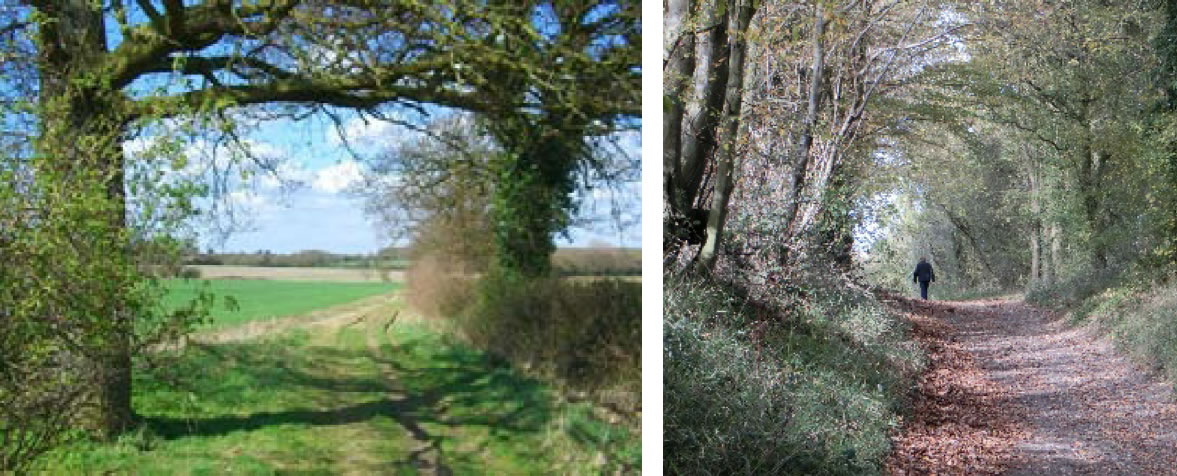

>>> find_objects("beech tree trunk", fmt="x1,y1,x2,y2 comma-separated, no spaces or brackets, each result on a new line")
676,0,730,213
782,3,825,239
664,0,697,249
697,0,757,271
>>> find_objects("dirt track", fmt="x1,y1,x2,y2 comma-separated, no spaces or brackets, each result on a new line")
887,297,1177,475
190,292,408,344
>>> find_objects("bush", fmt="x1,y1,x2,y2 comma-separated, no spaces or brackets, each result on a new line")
664,271,922,475
454,272,641,408
177,267,201,279
551,247,641,276
403,254,479,321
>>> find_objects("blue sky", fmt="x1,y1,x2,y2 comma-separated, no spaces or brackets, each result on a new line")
171,113,641,254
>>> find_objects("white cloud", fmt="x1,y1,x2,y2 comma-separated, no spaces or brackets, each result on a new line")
312,160,364,194
326,115,420,150
259,160,313,189
226,190,273,213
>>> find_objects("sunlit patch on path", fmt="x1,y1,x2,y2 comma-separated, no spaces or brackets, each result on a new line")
887,296,1177,475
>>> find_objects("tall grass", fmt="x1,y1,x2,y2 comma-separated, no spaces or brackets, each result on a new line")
664,271,923,475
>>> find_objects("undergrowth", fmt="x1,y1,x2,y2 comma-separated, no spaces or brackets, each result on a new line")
1024,266,1125,310
663,271,923,475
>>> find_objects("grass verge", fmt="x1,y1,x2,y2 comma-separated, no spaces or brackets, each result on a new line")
664,272,923,475
1034,273,1177,387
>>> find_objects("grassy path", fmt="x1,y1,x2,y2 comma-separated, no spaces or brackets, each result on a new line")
37,292,637,474
886,296,1177,475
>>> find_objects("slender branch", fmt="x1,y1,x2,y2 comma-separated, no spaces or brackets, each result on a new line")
135,0,166,33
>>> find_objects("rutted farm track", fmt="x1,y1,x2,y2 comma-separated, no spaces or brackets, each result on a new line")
886,297,1177,475
40,289,636,474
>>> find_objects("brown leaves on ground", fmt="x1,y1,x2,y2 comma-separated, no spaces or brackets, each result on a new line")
884,297,1028,475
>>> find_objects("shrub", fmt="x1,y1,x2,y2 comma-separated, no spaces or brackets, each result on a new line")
1025,266,1125,309
177,267,201,279
454,272,641,407
403,253,479,321
551,247,641,276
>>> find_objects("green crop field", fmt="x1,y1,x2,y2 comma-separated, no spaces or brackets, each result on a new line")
163,279,400,329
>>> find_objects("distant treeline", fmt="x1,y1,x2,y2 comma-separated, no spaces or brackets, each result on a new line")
187,247,641,276
186,248,411,269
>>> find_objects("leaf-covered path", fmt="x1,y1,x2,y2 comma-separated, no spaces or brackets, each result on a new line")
887,297,1177,475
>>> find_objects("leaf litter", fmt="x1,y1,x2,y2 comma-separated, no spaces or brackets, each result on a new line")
885,296,1177,475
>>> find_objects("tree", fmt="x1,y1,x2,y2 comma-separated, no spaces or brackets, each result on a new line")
359,113,498,270
2,0,637,439
476,2,640,276
663,0,966,281
863,0,1172,292
664,0,730,254
696,0,757,271
964,0,1159,272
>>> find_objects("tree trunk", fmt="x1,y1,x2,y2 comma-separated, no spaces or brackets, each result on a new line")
1047,222,1061,284
1029,218,1041,284
1089,148,1107,269
1028,153,1041,285
489,127,580,278
1079,147,1108,270
1077,110,1107,270
676,0,730,212
782,3,825,239
36,2,135,438
664,0,697,249
697,0,756,271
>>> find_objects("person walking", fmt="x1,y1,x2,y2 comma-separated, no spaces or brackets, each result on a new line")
913,256,935,300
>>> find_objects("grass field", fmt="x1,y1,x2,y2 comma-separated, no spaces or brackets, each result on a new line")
164,279,400,329
35,285,638,473
35,322,637,473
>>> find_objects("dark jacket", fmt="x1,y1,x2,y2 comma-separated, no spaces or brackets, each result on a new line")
913,261,935,283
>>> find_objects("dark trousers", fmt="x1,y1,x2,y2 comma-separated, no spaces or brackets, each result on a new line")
918,280,930,300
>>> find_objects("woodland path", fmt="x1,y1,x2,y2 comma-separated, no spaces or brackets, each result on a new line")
886,297,1177,475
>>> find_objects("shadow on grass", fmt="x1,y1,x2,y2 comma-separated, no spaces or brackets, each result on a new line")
140,334,554,473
